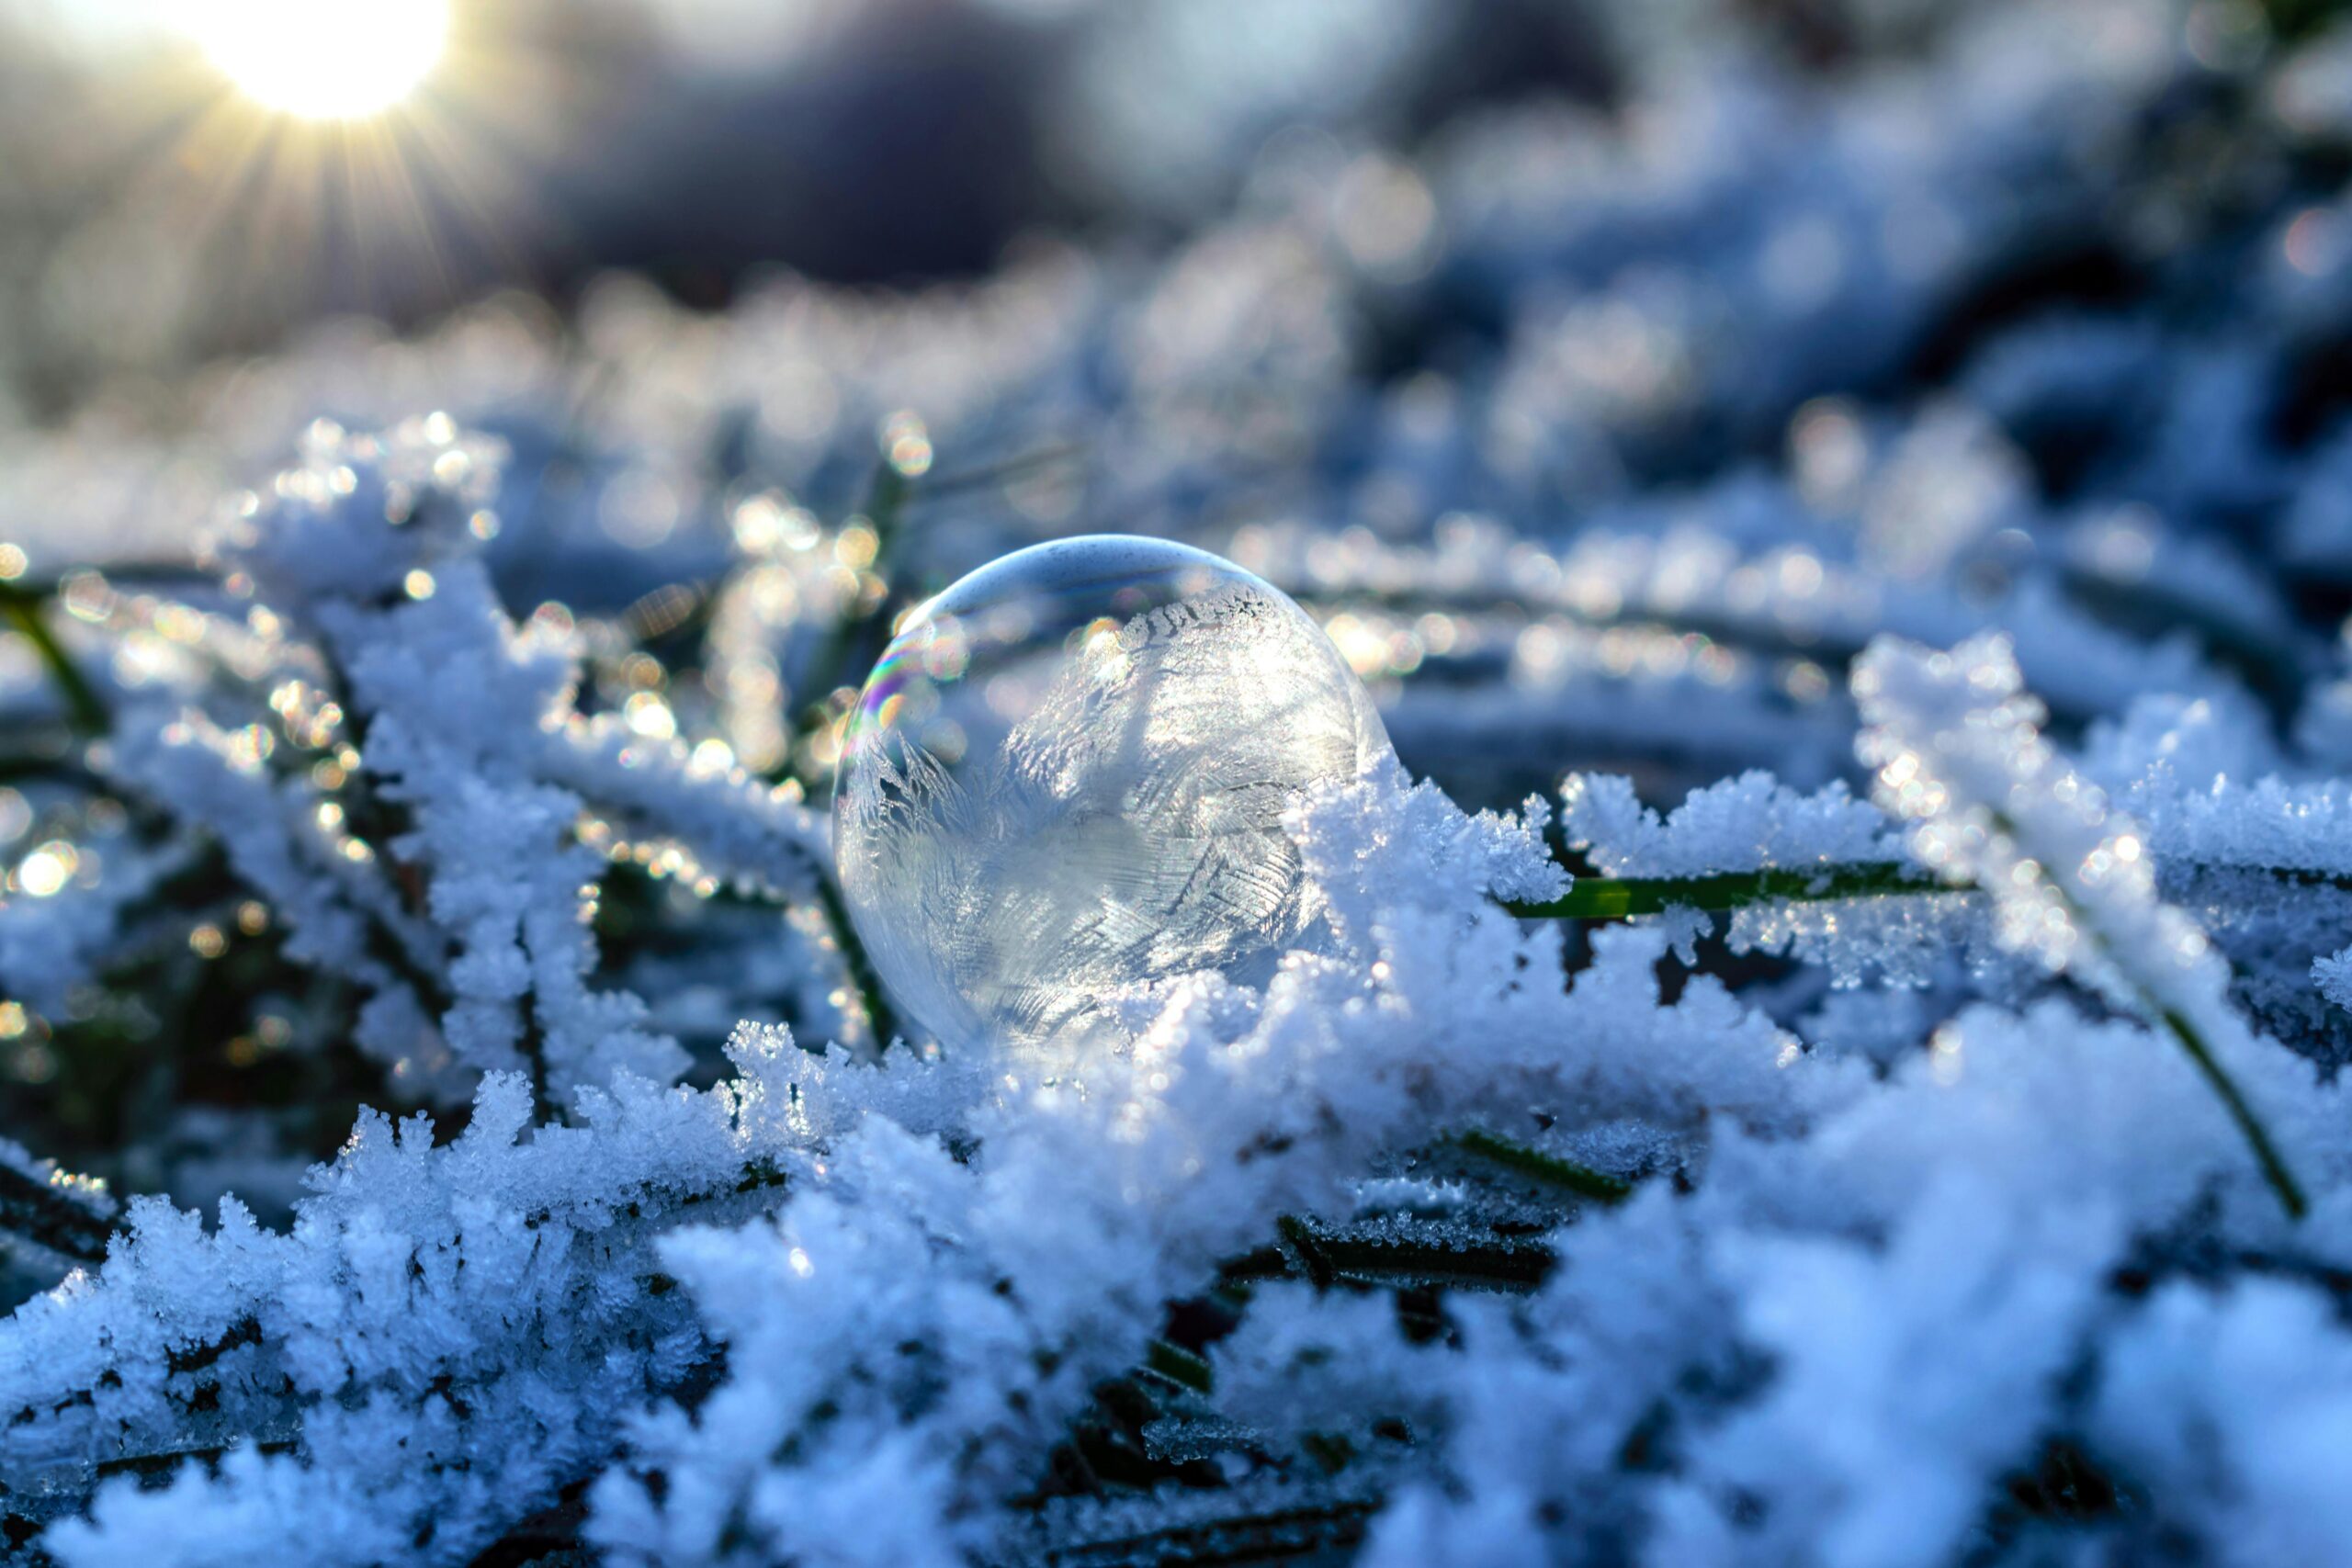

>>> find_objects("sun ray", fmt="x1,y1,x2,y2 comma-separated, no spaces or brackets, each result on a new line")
198,0,450,122
63,1,568,350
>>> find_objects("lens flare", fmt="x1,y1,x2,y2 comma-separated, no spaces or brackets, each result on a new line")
198,0,450,120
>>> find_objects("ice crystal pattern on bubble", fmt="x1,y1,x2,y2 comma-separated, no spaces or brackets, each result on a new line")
836,536,1392,1053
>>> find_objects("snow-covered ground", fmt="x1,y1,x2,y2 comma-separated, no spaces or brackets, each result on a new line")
9,0,2352,1562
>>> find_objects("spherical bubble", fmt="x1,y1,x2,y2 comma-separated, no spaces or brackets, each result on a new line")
834,535,1392,1055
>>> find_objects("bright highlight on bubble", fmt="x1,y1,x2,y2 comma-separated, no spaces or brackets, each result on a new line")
198,0,450,120
834,536,1392,1056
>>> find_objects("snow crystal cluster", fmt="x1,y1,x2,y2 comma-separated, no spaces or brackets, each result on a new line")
9,0,2352,1563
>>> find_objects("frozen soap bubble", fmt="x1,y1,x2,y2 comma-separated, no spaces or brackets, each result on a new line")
834,535,1392,1055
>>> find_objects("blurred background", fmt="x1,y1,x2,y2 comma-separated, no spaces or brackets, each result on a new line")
8,0,2341,571
7,0,2352,1214
6,0,1616,409
7,0,2350,580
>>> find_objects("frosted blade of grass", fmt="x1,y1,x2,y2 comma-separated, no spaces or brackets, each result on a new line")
1852,632,2307,1219
1504,860,2352,921
1450,1128,1633,1202
0,1137,115,1268
813,866,900,1051
1504,862,1935,919
0,579,107,734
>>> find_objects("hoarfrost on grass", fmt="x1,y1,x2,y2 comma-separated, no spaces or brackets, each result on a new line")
13,0,2352,1562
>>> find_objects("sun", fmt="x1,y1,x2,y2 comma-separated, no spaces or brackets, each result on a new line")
197,0,450,120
